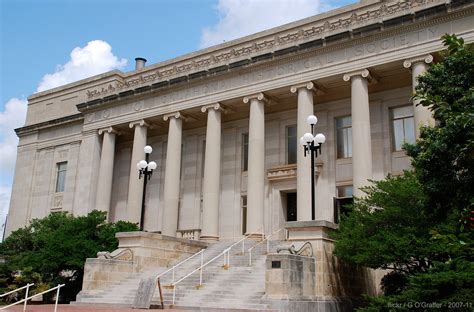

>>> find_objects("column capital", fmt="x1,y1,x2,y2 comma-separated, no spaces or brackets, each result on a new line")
201,103,226,113
163,111,187,121
243,92,268,104
290,81,316,94
129,119,150,129
98,126,120,135
403,54,433,69
343,69,374,82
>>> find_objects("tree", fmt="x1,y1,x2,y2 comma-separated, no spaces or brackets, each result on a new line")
333,34,473,311
0,210,138,303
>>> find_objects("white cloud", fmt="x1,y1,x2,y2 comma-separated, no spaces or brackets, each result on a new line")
1,40,126,235
200,0,322,48
0,98,27,179
37,40,127,92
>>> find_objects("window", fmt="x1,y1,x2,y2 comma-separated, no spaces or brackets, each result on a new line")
242,133,249,171
55,162,67,193
286,125,297,164
336,116,352,158
390,106,415,151
241,196,247,235
337,185,353,198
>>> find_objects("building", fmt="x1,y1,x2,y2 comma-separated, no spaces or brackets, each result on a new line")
6,0,474,242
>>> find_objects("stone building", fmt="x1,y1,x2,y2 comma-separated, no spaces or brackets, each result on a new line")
6,0,473,240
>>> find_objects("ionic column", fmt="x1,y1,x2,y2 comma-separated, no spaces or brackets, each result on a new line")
127,120,149,224
343,69,373,197
290,82,316,221
243,93,267,237
200,104,224,241
403,54,435,138
162,112,184,237
95,127,119,218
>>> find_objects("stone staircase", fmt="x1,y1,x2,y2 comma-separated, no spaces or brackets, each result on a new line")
75,238,284,310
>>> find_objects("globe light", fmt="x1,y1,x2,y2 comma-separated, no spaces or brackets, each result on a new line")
300,136,306,146
144,145,153,154
148,161,157,170
314,133,326,144
138,160,148,169
303,132,314,144
136,163,142,170
307,115,317,126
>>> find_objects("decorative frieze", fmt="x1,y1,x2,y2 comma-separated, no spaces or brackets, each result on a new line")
84,0,449,100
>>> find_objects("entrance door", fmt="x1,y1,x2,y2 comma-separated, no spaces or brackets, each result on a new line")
286,192,297,221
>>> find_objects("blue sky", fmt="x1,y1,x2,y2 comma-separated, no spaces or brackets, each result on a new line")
0,0,357,234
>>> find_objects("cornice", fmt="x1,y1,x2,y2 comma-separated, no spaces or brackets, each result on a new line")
15,113,83,137
83,0,453,101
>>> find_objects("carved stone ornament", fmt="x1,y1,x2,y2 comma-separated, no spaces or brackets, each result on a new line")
290,81,315,94
97,248,133,261
129,119,150,129
403,54,434,69
163,111,186,121
201,103,225,113
243,92,268,104
343,68,372,82
276,241,314,257
98,126,120,135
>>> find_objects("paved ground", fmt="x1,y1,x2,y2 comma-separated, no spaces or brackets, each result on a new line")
1,304,186,312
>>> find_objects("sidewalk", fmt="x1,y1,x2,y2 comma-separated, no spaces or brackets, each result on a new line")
1,304,186,312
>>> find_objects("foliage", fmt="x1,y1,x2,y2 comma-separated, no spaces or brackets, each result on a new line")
333,34,474,310
0,210,138,303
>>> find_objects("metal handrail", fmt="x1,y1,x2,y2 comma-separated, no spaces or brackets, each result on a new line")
155,248,205,285
0,283,34,312
0,283,65,312
170,228,262,305
248,227,287,266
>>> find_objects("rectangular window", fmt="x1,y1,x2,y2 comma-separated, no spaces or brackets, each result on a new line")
336,116,352,158
242,133,249,171
286,125,297,164
55,162,67,193
390,106,415,151
337,185,353,198
241,196,247,235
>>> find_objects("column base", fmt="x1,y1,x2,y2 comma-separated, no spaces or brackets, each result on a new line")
199,235,219,241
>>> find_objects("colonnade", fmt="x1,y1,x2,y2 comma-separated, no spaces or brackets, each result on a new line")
93,55,434,238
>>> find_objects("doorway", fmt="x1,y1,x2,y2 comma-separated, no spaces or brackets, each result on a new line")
286,192,297,222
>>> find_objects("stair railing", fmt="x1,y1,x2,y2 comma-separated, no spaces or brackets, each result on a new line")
0,283,65,312
155,248,205,285
248,227,287,266
170,228,262,305
0,283,34,312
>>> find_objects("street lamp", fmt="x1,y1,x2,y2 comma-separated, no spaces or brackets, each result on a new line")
137,145,157,231
300,115,326,220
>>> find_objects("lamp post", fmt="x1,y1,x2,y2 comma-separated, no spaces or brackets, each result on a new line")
300,115,326,220
137,145,157,231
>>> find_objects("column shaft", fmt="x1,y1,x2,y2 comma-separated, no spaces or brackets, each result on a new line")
295,87,314,221
411,61,434,137
246,98,265,236
95,129,117,218
162,116,183,236
350,75,372,197
127,123,147,224
200,107,222,240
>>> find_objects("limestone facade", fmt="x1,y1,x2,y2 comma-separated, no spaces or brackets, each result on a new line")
6,0,474,239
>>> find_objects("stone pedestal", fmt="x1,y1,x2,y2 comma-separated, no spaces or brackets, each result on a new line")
80,231,208,294
264,221,379,311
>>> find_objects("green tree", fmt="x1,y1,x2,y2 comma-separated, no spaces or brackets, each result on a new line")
333,34,474,311
0,210,138,303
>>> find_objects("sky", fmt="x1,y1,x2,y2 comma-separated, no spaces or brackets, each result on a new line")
0,0,357,236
